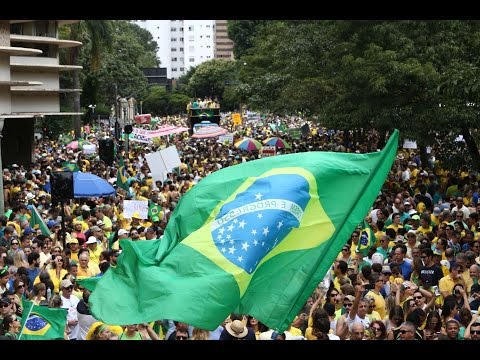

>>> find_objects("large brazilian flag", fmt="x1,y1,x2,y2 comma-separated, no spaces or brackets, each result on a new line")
86,130,399,332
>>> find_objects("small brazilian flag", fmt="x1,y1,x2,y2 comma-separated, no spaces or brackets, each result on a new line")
357,220,376,256
19,300,67,340
87,130,399,332
116,157,129,192
148,203,162,220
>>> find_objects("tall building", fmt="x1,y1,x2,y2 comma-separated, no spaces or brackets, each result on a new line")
0,20,82,213
214,20,234,60
135,20,215,79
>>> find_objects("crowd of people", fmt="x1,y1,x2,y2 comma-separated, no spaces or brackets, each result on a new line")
0,112,479,340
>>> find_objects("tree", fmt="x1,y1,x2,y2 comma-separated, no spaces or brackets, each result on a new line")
188,59,236,100
62,20,113,139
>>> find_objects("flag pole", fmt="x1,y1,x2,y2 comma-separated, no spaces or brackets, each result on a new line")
17,300,34,340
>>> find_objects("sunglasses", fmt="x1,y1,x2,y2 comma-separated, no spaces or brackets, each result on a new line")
176,336,188,340
11,242,19,245
344,303,353,307
0,303,10,308
63,286,74,290
399,329,412,334
330,293,338,297
471,330,480,334
414,296,423,300
18,284,24,288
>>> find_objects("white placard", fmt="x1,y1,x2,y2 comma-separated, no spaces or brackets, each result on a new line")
123,200,148,219
159,146,181,171
402,139,417,149
145,151,168,183
217,134,234,145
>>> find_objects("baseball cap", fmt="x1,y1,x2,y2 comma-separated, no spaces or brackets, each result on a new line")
411,215,420,221
90,226,101,233
86,236,97,245
60,279,73,289
118,229,129,236
23,227,34,235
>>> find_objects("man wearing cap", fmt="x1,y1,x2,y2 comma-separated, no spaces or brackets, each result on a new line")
86,236,104,265
405,214,421,231
60,278,80,340
69,238,80,262
431,207,442,226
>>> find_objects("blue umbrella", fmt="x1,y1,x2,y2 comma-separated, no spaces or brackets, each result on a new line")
73,172,116,198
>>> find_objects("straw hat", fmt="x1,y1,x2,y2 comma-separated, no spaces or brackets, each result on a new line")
225,319,248,338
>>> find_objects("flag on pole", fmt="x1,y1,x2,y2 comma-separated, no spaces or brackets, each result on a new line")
29,205,51,237
19,300,67,340
357,220,376,256
86,130,399,332
116,157,129,192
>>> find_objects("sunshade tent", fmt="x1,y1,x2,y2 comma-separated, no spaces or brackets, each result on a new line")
263,137,291,149
234,138,262,151
73,172,116,198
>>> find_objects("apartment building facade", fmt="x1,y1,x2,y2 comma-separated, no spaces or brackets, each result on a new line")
214,20,234,60
135,20,215,79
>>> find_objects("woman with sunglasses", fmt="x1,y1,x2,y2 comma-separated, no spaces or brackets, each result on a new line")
369,319,387,340
0,313,21,339
13,278,27,308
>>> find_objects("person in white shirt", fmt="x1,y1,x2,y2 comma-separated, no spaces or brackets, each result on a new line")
60,279,80,340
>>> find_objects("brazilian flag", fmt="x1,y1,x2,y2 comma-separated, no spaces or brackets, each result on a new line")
116,157,129,192
86,130,399,332
148,203,162,220
19,300,67,340
357,220,376,256
61,161,80,172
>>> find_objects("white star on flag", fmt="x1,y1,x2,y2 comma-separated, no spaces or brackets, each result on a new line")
238,220,246,229
257,213,263,219
253,240,258,246
255,193,263,200
228,246,235,254
241,242,250,251
263,227,269,236
251,229,257,235
277,221,283,229
237,256,243,262
227,224,234,232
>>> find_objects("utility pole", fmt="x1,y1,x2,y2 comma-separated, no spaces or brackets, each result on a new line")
0,118,4,215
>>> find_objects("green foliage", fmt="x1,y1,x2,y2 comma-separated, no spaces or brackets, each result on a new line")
143,86,190,116
188,59,236,100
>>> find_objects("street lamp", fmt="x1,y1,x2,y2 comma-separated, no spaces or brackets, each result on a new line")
88,104,97,128
120,98,129,153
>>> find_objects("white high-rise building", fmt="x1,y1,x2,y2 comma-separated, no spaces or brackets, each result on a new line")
135,20,215,79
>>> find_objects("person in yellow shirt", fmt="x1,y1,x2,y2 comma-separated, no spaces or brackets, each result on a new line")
77,252,100,279
439,263,464,299
85,236,104,265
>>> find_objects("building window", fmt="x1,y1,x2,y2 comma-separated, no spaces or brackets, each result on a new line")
171,48,177,52
171,28,177,31
171,38,177,41
172,68,177,72
206,45,211,48
180,37,184,42
180,67,184,71
207,56,211,59
206,24,211,28
189,57,195,62
206,35,211,38
188,26,194,31
172,57,177,61
180,47,184,52
180,27,184,31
